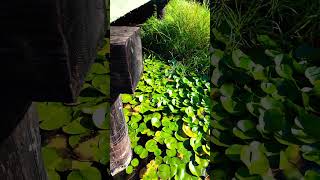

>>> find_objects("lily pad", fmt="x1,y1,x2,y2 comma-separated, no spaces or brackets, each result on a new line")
63,117,89,134
145,139,158,152
67,167,101,180
182,123,198,138
38,103,73,130
158,164,171,180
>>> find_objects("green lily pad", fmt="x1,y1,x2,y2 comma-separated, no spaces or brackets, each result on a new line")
42,147,62,170
164,137,177,149
140,148,149,159
73,136,101,162
174,131,188,141
131,158,139,167
67,167,101,180
37,103,73,130
47,170,60,180
182,123,197,138
158,164,171,180
166,149,176,157
151,117,161,128
63,117,89,134
145,139,158,152
126,165,134,174
71,161,92,170
121,94,133,103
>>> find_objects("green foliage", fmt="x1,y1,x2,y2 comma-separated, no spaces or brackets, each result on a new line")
142,0,210,75
39,38,110,179
124,57,211,178
212,0,320,50
210,34,320,179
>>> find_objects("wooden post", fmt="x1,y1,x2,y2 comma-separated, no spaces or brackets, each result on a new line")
0,103,47,180
110,26,143,96
0,1,106,179
1,0,106,103
110,26,143,176
110,96,132,176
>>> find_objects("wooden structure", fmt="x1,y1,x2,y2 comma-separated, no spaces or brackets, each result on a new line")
1,0,106,103
110,26,143,96
0,0,106,179
110,26,143,176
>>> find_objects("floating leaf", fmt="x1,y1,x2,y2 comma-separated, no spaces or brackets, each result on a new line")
164,137,177,149
158,164,171,180
145,139,158,152
67,167,101,180
42,147,62,170
63,117,89,134
126,165,134,174
151,117,161,128
47,170,60,180
38,103,73,130
182,123,197,138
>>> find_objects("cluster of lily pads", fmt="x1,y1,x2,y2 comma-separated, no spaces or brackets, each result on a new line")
122,57,211,179
210,34,320,179
37,39,110,180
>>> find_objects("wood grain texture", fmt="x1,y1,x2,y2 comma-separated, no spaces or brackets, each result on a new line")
0,0,106,103
110,95,132,176
0,103,47,180
110,26,143,97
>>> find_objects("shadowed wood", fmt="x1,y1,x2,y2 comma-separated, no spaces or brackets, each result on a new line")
0,103,47,180
110,95,132,176
110,26,143,97
0,0,106,103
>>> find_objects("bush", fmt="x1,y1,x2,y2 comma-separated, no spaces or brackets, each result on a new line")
210,34,320,179
142,0,210,75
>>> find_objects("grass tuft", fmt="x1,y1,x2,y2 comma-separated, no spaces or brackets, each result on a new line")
141,0,210,75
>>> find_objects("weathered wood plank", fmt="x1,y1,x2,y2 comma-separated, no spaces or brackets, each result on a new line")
110,95,132,176
0,103,47,180
0,0,106,103
110,26,143,97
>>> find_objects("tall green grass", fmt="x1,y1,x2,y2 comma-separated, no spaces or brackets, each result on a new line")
142,0,210,75
212,0,320,50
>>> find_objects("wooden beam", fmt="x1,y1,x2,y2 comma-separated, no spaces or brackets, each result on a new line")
110,26,143,97
110,95,132,176
0,103,47,180
0,0,106,103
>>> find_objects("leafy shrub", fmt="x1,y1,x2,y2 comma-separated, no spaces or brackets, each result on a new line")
122,56,211,179
142,0,210,75
210,35,320,179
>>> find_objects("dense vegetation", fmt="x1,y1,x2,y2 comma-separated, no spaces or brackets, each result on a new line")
210,1,320,179
142,0,210,75
122,0,211,179
122,57,211,179
212,0,320,50
38,39,110,180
